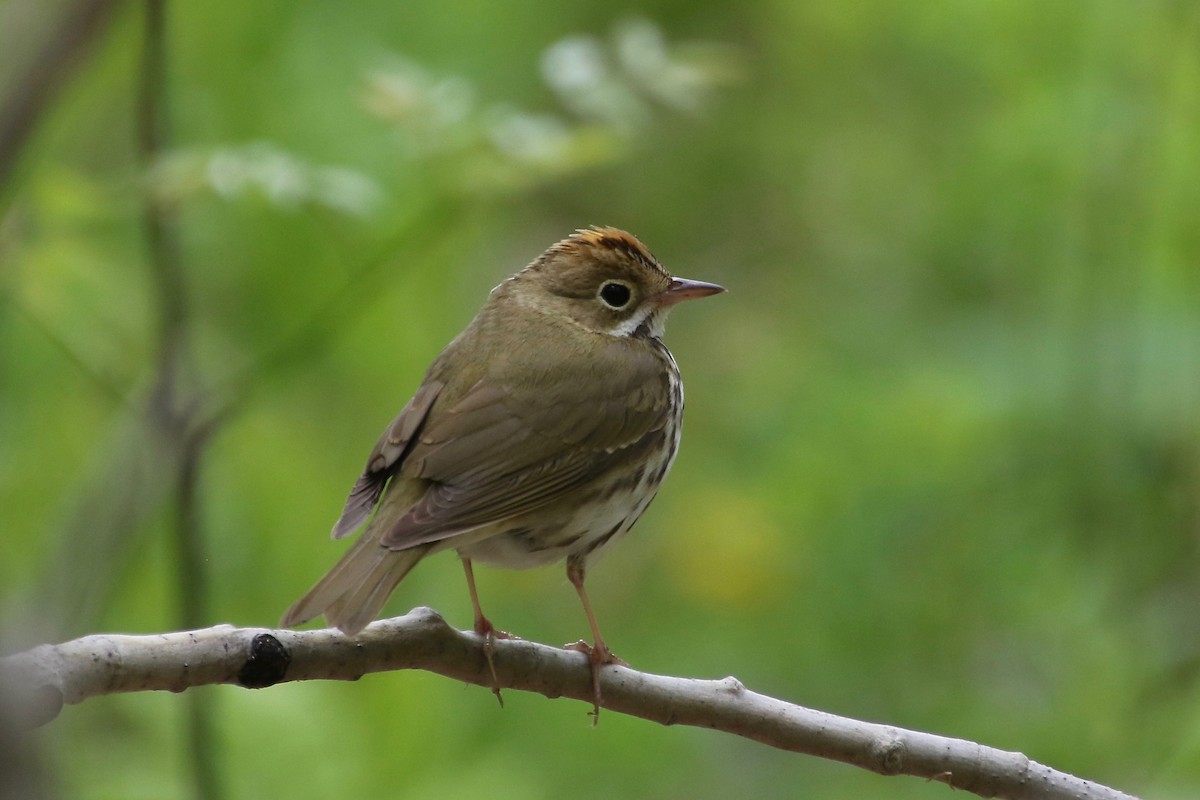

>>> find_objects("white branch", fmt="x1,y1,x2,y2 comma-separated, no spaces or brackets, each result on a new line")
0,607,1138,800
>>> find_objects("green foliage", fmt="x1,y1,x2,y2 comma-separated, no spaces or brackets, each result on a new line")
3,1,1200,798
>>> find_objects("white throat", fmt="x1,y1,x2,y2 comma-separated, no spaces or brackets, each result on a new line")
610,305,667,339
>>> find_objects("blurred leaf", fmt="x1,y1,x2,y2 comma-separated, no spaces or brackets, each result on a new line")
149,143,384,216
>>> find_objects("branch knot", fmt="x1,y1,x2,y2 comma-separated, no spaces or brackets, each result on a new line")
869,728,906,775
237,633,290,689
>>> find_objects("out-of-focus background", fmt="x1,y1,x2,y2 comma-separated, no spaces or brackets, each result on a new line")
2,1,1199,798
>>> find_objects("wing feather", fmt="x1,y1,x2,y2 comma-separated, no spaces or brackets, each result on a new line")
379,338,671,550
329,381,443,540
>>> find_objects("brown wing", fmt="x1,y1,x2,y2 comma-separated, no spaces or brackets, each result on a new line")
329,381,443,540
379,338,672,550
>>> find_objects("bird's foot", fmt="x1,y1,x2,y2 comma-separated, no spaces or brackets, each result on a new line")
473,618,520,707
564,640,628,724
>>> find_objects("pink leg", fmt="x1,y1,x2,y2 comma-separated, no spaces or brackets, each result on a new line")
462,558,517,707
564,560,628,723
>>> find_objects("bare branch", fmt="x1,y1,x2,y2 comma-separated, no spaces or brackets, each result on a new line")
0,608,1139,800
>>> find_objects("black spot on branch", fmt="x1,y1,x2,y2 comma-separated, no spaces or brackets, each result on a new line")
236,634,291,689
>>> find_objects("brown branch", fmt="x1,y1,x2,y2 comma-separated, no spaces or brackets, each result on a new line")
0,608,1141,800
0,0,125,194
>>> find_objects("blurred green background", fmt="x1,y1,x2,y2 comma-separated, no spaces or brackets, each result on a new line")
2,1,1199,798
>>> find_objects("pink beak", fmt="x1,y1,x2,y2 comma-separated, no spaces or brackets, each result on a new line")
660,277,726,307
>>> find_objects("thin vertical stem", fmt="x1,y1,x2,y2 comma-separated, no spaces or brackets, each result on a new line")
138,0,187,390
176,431,220,800
136,2,221,799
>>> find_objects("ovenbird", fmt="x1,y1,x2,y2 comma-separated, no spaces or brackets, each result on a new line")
282,227,723,706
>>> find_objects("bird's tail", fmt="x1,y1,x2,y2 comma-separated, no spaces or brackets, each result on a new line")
281,525,432,636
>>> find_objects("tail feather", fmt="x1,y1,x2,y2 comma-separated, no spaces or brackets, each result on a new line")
323,545,429,634
282,527,431,635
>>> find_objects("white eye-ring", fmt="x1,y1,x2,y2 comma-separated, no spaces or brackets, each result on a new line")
598,280,633,309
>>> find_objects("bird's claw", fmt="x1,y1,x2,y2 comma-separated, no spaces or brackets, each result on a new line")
473,620,521,708
564,640,628,724
564,639,628,667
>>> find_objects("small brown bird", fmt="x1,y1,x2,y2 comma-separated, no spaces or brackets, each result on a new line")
282,227,723,705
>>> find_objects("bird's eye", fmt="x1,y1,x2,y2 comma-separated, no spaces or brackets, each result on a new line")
599,281,632,308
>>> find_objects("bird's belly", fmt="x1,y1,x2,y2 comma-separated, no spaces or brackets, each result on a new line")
457,394,683,571
456,481,664,570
